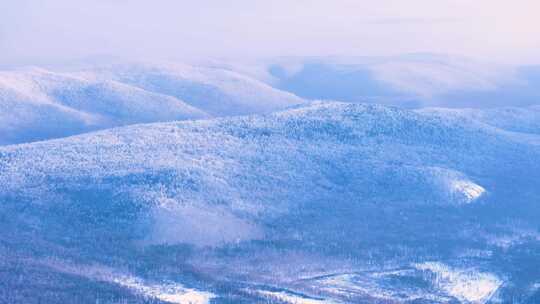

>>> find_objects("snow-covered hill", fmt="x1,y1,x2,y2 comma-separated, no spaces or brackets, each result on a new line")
0,63,303,145
231,54,540,108
419,105,540,135
1,102,539,303
87,62,304,116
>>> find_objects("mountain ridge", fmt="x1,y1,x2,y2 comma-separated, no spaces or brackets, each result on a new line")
0,63,303,145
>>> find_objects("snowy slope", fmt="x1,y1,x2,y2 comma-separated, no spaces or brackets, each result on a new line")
418,105,540,135
0,63,303,145
87,62,304,116
0,68,208,145
1,102,539,303
240,54,540,108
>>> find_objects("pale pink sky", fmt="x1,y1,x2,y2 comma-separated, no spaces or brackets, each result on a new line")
1,0,539,65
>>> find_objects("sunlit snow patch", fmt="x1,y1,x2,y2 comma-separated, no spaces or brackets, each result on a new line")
415,262,502,303
449,179,486,203
300,262,502,303
113,276,215,304
430,168,486,204
38,260,215,304
311,271,448,302
253,290,337,304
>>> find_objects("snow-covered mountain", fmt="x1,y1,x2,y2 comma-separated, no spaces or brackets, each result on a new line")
227,54,540,108
419,105,540,135
4,56,538,146
0,63,303,145
1,102,539,303
87,62,304,116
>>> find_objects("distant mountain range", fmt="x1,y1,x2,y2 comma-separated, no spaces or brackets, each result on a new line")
221,54,540,108
0,62,302,145
3,55,539,146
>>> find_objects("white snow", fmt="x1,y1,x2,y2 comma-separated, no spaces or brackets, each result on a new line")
312,271,448,302
37,259,215,304
150,196,264,246
371,57,508,98
0,63,302,145
85,62,303,116
0,100,538,302
449,179,486,203
112,276,215,304
249,55,521,107
0,102,537,248
306,263,502,304
418,106,540,135
254,290,336,304
415,262,502,303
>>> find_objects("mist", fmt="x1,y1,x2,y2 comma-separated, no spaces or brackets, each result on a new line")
2,0,539,67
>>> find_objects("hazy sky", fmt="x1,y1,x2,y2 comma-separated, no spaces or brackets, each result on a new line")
1,0,539,66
